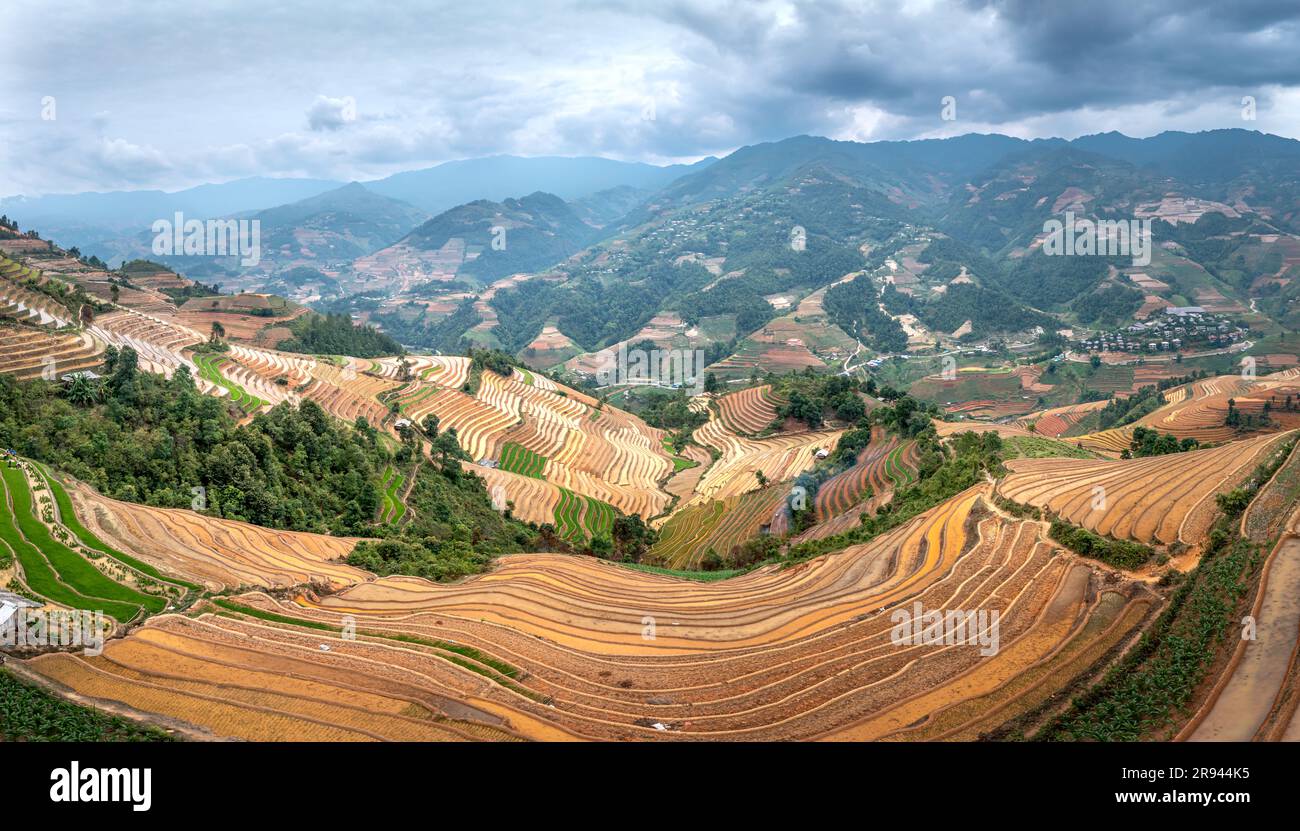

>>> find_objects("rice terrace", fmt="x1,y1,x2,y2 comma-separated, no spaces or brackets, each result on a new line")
5,5,1300,804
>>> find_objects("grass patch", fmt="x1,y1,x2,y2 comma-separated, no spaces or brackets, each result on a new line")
614,561,747,582
1003,435,1099,460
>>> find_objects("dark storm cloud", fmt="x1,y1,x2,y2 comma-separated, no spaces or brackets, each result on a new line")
1,0,1297,195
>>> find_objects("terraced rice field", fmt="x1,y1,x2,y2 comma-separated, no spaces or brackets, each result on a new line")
499,442,547,478
9,473,1176,742
50,484,1141,741
27,613,524,742
0,325,103,380
552,488,617,542
1184,444,1300,741
303,362,398,430
193,352,269,414
1016,400,1108,438
997,432,1287,546
812,430,921,520
716,385,786,434
90,310,206,383
379,466,407,524
63,483,366,592
471,463,562,527
1,462,163,622
651,486,788,569
692,412,842,504
1072,426,1134,454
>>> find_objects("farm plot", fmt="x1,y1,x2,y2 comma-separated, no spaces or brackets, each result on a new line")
25,612,523,742
90,310,206,379
262,485,1149,741
1187,529,1300,740
379,466,407,524
0,326,103,380
650,486,788,569
997,432,1288,547
469,463,562,527
63,483,366,591
814,430,897,521
18,482,1162,742
193,352,269,414
1,462,162,621
551,488,618,543
303,362,398,430
1016,400,1108,438
716,385,786,434
499,443,547,478
691,414,842,503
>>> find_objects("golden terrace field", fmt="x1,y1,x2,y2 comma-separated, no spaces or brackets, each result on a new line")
1070,368,1300,453
15,341,1296,741
18,273,1300,743
65,483,366,592
23,484,1169,741
997,432,1287,546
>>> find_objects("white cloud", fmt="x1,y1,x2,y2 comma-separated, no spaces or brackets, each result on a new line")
0,0,1297,195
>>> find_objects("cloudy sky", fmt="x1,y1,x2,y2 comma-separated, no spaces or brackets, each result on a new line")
3,0,1299,196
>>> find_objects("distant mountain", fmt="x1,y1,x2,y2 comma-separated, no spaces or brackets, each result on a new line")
1,155,717,266
365,155,716,215
0,176,344,232
634,133,1033,213
251,182,428,269
1070,129,1300,183
571,185,655,227
395,190,597,282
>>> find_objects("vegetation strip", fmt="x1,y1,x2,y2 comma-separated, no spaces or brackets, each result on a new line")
32,462,200,592
209,598,534,691
1,464,154,619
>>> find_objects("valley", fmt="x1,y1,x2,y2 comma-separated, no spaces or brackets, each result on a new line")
5,128,1300,747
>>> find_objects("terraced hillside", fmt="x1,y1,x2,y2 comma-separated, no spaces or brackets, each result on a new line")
997,432,1288,547
19,484,1168,741
2,461,184,623
63,479,366,592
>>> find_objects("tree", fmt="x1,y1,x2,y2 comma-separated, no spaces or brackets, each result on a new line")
431,430,469,467
63,375,97,406
1090,354,1102,369
210,320,226,343
110,284,120,304
422,414,440,436
704,372,720,394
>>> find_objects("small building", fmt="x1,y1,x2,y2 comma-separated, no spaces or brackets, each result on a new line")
0,591,41,630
